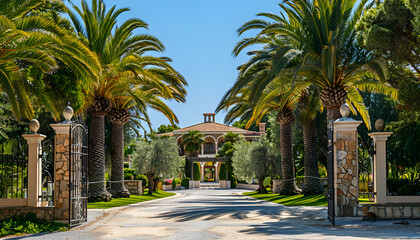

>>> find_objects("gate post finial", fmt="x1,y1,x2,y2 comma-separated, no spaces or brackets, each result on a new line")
63,106,74,122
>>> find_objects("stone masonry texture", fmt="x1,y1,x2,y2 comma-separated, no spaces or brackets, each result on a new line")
335,131,358,216
54,134,70,220
357,203,420,219
0,207,54,221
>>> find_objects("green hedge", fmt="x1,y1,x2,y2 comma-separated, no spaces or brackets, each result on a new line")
124,163,129,168
229,175,237,188
124,168,136,177
135,174,148,186
172,178,177,189
124,173,133,180
181,177,190,188
219,164,226,180
0,215,68,238
193,163,201,181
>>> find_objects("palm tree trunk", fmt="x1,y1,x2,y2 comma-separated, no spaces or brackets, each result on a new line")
302,119,323,195
88,112,112,202
279,122,300,195
327,107,342,123
109,123,130,198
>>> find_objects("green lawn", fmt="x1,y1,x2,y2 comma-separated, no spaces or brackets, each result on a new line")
243,191,327,206
87,190,175,209
358,198,374,203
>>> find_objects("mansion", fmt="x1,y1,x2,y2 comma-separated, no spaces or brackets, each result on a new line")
158,113,265,183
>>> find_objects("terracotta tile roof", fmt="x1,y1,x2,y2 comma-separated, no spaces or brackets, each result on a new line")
156,132,174,137
173,122,248,133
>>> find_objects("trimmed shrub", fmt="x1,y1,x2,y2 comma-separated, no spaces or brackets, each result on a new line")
172,178,177,189
135,174,148,186
193,163,201,181
229,175,237,188
263,177,272,188
124,168,136,178
124,163,129,168
181,177,190,188
219,164,226,180
163,181,171,185
124,173,133,180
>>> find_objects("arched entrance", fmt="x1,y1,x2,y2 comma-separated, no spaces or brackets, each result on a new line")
188,157,228,186
204,164,215,182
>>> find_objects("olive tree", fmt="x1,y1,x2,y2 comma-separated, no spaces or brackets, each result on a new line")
132,137,182,195
232,137,278,193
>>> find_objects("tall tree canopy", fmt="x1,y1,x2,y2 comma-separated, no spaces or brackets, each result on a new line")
232,137,278,193
0,0,99,120
356,0,420,74
132,138,182,195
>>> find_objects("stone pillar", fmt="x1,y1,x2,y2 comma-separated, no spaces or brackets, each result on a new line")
22,134,46,207
272,179,281,194
200,162,205,181
215,162,219,182
369,132,392,204
334,119,362,217
50,123,71,221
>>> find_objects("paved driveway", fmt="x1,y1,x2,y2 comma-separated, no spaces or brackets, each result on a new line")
18,189,420,240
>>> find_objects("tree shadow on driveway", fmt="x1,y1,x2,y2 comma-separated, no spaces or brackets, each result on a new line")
153,192,420,239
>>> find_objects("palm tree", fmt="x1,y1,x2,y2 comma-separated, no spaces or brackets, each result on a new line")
181,130,205,157
107,67,187,198
67,0,182,201
233,0,396,127
297,89,324,195
0,0,100,120
223,132,241,143
180,131,205,178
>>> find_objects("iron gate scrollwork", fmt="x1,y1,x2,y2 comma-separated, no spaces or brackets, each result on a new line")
327,120,335,225
69,120,88,227
39,138,54,206
358,136,375,201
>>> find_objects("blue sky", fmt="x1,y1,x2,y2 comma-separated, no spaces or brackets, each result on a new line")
73,0,280,129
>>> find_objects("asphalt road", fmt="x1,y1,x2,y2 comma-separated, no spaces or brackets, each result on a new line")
14,189,420,240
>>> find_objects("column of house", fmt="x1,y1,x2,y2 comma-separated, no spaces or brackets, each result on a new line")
200,162,205,181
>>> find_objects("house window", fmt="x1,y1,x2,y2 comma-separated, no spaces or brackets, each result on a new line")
204,142,215,154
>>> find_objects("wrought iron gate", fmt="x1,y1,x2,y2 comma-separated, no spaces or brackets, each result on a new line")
69,121,88,227
358,137,375,201
327,120,335,225
39,138,54,206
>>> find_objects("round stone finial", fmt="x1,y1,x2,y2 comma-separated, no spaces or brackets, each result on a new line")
339,103,351,118
375,119,385,132
63,106,74,121
29,119,40,133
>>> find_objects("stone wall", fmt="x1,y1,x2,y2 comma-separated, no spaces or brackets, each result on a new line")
335,131,358,216
0,207,55,221
358,204,420,219
237,183,259,190
54,133,70,220
123,180,142,195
